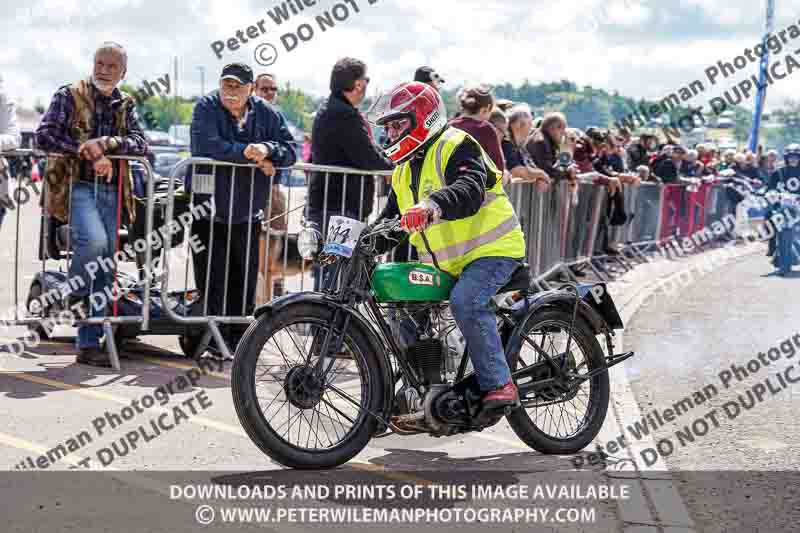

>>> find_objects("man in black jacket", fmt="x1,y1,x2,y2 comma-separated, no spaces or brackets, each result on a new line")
768,144,800,191
307,57,393,289
653,145,685,184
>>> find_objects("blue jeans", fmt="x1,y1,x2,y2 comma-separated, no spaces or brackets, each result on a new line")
69,182,119,349
450,257,521,391
305,207,361,291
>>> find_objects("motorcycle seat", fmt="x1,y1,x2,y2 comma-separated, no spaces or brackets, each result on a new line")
498,263,531,294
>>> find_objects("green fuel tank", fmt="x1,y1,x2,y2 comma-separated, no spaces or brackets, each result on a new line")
370,262,456,303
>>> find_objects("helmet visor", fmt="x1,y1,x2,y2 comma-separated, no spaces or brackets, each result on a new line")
366,87,423,127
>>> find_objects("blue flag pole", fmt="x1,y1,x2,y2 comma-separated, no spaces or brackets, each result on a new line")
749,0,776,152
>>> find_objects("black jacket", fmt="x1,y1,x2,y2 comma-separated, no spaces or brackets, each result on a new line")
653,158,683,184
527,128,569,182
309,93,393,217
626,142,650,170
768,165,800,190
375,131,490,252
739,165,761,181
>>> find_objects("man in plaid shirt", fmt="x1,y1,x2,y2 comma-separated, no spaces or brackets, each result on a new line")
36,42,147,367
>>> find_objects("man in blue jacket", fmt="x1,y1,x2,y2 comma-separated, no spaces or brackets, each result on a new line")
190,63,296,354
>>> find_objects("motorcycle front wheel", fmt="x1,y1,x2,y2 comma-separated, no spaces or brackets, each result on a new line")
231,303,386,469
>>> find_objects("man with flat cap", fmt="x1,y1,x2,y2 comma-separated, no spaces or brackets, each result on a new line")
189,62,296,357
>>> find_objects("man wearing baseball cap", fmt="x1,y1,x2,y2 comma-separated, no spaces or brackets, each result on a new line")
414,66,445,91
189,62,297,358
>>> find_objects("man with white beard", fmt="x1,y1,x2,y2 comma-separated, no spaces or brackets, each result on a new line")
36,42,148,367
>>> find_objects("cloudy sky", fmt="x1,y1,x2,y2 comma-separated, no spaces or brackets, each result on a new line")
2,0,799,114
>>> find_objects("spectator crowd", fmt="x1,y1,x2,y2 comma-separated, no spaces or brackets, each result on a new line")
4,44,799,367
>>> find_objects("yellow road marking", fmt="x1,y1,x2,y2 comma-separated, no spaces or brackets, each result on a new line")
5,371,249,438
4,344,532,469
3,367,373,467
140,356,229,380
0,430,103,470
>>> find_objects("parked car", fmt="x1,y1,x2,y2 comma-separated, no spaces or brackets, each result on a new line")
153,151,184,178
716,118,735,129
278,170,308,241
144,130,175,146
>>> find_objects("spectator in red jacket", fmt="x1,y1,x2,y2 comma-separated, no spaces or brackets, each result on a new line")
449,84,505,172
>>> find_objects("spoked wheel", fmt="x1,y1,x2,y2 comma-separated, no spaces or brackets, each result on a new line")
505,309,609,454
231,303,386,469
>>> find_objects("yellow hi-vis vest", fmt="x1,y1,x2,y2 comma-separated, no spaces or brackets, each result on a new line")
392,127,526,277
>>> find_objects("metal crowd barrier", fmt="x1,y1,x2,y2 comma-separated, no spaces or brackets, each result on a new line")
625,182,662,244
160,158,395,360
1,148,744,366
0,149,157,370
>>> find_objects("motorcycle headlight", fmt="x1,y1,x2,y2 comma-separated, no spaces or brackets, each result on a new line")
298,224,321,260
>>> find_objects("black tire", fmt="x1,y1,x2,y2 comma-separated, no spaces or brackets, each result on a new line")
178,333,204,360
231,303,386,469
505,308,610,454
26,281,61,340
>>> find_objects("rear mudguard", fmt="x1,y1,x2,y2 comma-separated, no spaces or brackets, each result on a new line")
503,283,624,359
254,292,395,433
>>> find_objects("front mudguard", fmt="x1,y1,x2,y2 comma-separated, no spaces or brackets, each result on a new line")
254,292,395,434
503,283,624,359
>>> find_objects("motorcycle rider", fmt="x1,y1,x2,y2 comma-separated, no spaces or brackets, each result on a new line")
768,144,800,192
765,144,800,258
367,82,526,411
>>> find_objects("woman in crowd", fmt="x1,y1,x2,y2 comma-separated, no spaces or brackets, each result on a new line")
684,149,703,177
626,135,653,170
488,108,507,146
718,149,737,171
501,104,549,191
449,85,505,172
761,149,779,181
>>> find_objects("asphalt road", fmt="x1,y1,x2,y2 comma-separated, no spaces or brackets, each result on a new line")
3,186,798,532
624,252,800,532
0,188,621,533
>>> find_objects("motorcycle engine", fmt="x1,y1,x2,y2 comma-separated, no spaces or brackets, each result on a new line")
406,338,445,385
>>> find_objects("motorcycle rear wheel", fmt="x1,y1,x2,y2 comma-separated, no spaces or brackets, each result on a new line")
505,308,610,454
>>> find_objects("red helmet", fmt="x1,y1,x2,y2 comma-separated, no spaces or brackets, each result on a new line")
367,82,447,163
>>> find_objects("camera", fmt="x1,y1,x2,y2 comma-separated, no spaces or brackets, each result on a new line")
557,151,574,170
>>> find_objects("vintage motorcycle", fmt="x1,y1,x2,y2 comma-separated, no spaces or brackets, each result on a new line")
231,216,634,469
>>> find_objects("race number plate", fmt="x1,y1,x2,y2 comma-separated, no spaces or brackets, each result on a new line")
323,216,366,258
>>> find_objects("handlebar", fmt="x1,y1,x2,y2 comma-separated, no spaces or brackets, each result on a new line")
363,216,402,238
